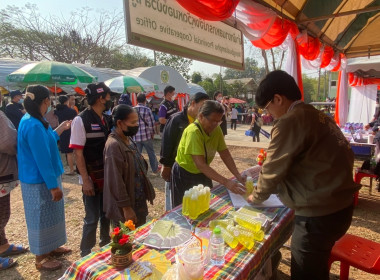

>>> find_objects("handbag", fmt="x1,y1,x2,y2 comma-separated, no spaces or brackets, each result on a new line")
0,181,18,197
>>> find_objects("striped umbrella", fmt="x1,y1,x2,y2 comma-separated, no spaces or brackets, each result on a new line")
104,75,158,94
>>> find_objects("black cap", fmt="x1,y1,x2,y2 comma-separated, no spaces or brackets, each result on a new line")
85,82,117,97
10,90,23,99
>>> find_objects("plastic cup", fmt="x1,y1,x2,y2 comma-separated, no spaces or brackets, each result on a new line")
179,247,205,280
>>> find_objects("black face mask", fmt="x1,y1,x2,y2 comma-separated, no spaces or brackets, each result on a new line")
104,100,113,111
123,125,139,137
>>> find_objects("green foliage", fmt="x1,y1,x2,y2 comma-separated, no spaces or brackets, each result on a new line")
224,57,265,83
191,72,202,84
198,79,216,99
155,52,192,82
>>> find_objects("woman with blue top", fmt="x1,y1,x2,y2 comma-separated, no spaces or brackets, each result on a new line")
170,100,246,207
18,85,72,271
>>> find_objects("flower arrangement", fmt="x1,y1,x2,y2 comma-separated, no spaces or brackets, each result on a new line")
110,220,136,255
256,149,267,166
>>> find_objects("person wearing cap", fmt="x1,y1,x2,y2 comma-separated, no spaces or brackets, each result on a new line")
5,90,25,129
159,92,210,211
54,95,77,175
69,82,115,257
158,85,178,134
249,70,360,280
133,93,161,174
118,92,132,106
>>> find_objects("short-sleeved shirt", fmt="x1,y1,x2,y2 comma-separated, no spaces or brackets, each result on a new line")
69,116,87,149
175,120,227,174
231,108,238,119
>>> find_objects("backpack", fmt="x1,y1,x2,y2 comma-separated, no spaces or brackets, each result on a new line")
255,113,263,127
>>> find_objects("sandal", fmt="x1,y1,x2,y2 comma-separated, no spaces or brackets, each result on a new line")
0,257,17,271
35,256,62,271
0,244,28,257
49,246,72,257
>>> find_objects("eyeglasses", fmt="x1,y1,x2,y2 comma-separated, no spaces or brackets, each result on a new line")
262,99,273,110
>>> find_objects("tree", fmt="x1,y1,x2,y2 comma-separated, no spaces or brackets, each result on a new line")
224,57,265,85
198,79,216,99
155,52,193,82
191,72,203,84
0,4,153,69
302,74,318,103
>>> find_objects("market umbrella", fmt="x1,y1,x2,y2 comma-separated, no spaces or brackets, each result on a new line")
0,86,9,96
229,97,246,104
104,75,159,94
6,61,96,85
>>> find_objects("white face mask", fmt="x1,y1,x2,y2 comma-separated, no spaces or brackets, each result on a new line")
217,97,223,102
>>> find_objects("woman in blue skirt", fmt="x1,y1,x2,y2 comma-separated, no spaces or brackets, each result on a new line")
18,85,72,271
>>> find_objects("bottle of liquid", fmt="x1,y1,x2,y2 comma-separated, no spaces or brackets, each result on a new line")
204,187,211,209
210,227,225,266
182,191,190,216
209,219,234,230
188,193,199,219
235,225,265,242
232,212,262,232
218,226,239,249
199,189,207,213
244,177,254,198
227,225,255,250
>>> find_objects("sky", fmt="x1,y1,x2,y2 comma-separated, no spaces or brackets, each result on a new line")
0,0,222,76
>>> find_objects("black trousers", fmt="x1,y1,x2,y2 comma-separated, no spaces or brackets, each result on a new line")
231,119,237,130
170,162,212,207
290,203,354,280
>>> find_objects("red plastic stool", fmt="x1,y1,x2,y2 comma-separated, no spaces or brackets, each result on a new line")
353,169,377,206
328,234,380,280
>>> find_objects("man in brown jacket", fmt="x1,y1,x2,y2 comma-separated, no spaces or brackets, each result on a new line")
250,70,360,280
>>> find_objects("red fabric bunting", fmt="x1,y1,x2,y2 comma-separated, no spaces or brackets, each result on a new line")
334,71,342,125
331,53,344,72
348,72,380,86
297,35,320,60
320,46,334,68
251,18,297,49
176,0,240,21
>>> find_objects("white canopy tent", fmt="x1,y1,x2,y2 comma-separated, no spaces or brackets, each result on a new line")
345,57,380,124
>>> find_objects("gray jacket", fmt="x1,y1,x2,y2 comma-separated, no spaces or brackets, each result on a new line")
0,111,18,183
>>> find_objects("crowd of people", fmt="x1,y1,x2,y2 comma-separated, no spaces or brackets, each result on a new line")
0,71,359,280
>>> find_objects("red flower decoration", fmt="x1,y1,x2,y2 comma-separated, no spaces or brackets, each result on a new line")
118,235,129,245
113,227,120,235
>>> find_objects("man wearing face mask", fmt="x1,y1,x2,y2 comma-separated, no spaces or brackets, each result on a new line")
69,82,116,257
5,90,25,130
158,85,178,134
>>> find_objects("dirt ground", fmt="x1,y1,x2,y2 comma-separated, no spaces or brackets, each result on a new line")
0,139,379,280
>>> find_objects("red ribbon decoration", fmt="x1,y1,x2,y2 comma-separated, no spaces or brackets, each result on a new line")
297,34,321,60
176,0,240,21
320,46,334,68
252,18,298,49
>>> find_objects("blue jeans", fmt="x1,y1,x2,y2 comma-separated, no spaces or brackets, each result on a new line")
80,192,110,257
136,139,159,172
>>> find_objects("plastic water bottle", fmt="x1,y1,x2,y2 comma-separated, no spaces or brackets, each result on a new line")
235,224,265,242
189,193,199,219
209,218,234,230
227,225,255,250
182,191,190,216
232,212,262,232
210,227,225,266
244,177,254,198
219,226,239,249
